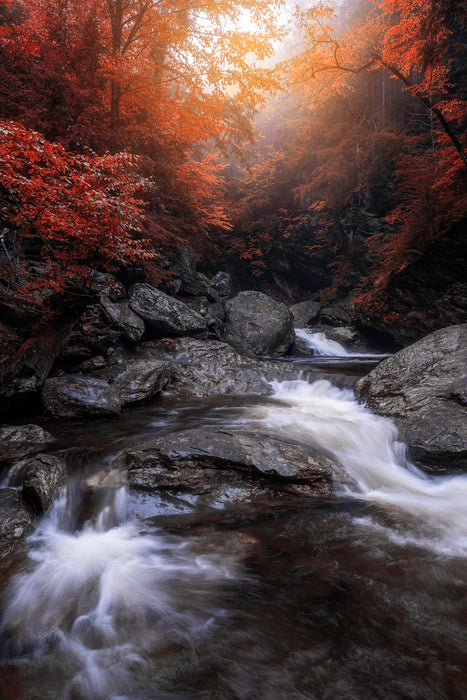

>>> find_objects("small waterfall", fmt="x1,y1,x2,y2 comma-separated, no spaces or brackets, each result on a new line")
251,379,467,555
295,328,350,356
0,455,240,699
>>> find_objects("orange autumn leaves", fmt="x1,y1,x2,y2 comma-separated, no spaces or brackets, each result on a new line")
223,0,466,320
0,0,285,300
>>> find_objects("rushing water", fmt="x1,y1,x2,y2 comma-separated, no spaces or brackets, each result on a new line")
1,351,467,699
295,328,351,356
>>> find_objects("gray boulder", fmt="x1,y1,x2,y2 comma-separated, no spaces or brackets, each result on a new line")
355,324,467,470
129,283,207,336
115,429,335,504
0,488,33,561
97,358,168,406
223,291,294,356
42,376,121,418
140,337,302,397
290,300,321,327
100,295,145,342
0,424,54,463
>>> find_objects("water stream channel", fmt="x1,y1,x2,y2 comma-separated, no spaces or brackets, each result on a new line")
1,337,467,699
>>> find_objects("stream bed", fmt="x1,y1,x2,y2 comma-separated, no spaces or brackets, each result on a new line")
1,354,467,700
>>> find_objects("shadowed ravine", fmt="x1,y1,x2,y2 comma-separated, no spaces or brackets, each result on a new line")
1,355,466,700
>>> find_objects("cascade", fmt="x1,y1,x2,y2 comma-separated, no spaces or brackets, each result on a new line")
1,372,466,699
295,328,350,356
252,379,467,555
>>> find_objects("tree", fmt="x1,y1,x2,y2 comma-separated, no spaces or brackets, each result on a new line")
0,120,154,300
281,0,467,316
0,0,288,291
288,0,467,166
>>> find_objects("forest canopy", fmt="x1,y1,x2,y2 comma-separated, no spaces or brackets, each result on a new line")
0,0,466,321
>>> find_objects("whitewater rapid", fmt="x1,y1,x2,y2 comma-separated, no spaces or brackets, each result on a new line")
295,328,350,356
0,484,240,699
251,379,467,556
2,375,467,699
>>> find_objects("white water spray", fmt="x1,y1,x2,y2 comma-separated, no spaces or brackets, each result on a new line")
295,328,350,356
1,477,240,699
253,379,467,555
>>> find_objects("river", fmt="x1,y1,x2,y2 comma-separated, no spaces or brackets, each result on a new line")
1,334,466,699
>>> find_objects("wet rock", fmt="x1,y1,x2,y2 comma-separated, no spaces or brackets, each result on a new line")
290,301,321,327
0,424,55,463
100,295,145,342
96,358,168,406
355,324,467,471
210,271,234,301
291,334,315,357
116,429,335,504
20,454,66,514
223,291,294,356
42,376,121,418
129,283,208,336
0,488,33,561
141,337,303,397
320,326,375,353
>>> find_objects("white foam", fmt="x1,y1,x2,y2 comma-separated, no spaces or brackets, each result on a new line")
252,379,467,555
295,328,350,356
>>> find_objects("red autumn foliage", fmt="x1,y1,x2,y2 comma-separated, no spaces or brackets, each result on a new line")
0,120,154,298
0,0,286,302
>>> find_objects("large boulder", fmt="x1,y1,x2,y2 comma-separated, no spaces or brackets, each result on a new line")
114,429,336,508
140,337,304,397
355,324,467,470
100,295,145,342
223,291,294,356
129,283,207,336
42,376,121,418
0,424,54,463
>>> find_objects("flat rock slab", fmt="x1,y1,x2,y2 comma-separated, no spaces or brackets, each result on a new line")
141,337,303,397
115,429,336,506
42,376,121,418
355,323,467,470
